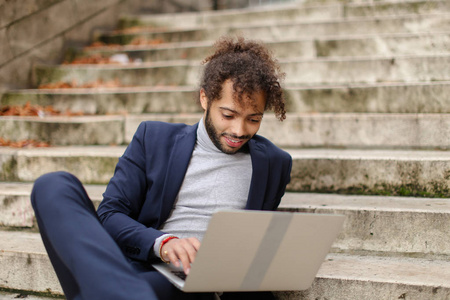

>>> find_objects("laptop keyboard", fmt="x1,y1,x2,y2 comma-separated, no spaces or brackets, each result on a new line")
171,270,187,281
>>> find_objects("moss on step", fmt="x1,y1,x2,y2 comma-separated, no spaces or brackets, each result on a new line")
0,157,17,182
98,33,137,46
0,287,63,299
287,183,450,198
117,17,144,30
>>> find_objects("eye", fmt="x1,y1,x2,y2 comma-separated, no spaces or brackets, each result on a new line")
222,114,233,119
249,118,262,123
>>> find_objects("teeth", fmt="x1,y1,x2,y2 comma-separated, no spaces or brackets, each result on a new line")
224,136,244,144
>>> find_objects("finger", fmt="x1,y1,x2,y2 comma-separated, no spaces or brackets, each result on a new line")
183,239,199,264
162,239,181,266
176,242,200,274
165,249,180,267
177,253,191,275
188,237,201,252
163,242,190,269
174,246,195,274
162,238,200,273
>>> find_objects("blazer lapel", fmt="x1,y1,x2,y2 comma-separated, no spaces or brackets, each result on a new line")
159,123,198,223
246,138,269,210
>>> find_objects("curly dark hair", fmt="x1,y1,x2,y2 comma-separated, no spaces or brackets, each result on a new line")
200,36,286,121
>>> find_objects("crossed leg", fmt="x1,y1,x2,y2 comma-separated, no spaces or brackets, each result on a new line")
31,171,158,300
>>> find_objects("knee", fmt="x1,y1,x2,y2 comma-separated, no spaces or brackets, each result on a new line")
31,171,83,209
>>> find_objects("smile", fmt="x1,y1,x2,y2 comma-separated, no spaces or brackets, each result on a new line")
223,135,246,147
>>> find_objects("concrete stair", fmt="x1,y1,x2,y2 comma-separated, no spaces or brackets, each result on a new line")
2,113,450,148
2,229,450,299
115,0,450,28
89,32,450,59
32,54,450,86
0,291,56,300
1,0,450,298
3,82,450,114
3,184,449,257
100,13,450,44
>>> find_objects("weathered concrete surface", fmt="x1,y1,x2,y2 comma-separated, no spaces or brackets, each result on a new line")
0,193,34,228
0,0,145,89
313,32,450,57
121,0,449,29
0,150,17,182
344,0,450,18
275,254,450,300
1,87,200,115
32,55,450,87
0,115,125,146
259,113,450,149
2,230,449,299
0,182,104,228
1,147,448,197
0,34,66,90
6,1,77,57
288,149,450,197
279,193,450,257
0,291,60,300
3,81,450,114
125,113,450,149
3,181,449,257
231,14,450,41
285,81,450,113
86,32,450,62
0,231,62,295
32,60,200,88
103,13,450,44
281,55,450,85
120,2,342,28
0,146,123,184
0,182,35,228
0,29,13,67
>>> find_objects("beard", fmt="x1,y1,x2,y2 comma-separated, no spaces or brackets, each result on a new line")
204,109,251,154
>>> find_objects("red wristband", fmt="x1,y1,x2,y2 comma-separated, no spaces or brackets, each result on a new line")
159,236,178,263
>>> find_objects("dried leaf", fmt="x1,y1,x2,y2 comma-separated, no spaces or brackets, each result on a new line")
113,25,166,34
84,42,122,50
38,81,75,89
38,79,127,89
0,137,50,148
129,37,164,46
0,102,85,117
64,54,117,65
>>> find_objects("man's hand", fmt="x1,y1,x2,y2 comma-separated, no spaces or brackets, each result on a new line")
161,237,200,275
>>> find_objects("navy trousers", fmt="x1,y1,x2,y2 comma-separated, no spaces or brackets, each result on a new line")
31,171,274,300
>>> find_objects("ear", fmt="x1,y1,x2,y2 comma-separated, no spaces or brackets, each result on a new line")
199,88,208,111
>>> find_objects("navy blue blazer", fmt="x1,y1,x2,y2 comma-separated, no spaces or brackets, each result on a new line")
97,121,292,262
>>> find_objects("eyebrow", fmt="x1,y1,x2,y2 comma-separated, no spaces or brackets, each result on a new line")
219,106,264,117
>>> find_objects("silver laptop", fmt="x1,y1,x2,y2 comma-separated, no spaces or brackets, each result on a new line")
152,210,344,292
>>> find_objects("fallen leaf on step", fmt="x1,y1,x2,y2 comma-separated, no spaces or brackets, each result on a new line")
0,138,50,148
38,79,127,89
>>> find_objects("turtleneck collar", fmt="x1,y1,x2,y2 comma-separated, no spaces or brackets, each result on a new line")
196,117,223,153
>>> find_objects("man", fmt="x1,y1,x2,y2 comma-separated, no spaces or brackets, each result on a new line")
31,36,292,300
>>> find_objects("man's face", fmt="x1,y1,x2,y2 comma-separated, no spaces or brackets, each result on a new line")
200,80,266,154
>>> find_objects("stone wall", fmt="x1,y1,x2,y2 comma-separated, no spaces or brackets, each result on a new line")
0,0,142,90
138,0,261,13
0,0,304,92
0,0,248,91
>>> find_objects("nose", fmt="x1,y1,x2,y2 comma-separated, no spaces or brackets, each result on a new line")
230,119,247,138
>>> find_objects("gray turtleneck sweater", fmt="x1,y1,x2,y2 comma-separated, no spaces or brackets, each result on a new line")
153,118,253,256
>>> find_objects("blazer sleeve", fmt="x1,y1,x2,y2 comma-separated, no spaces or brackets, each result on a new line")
269,151,292,211
97,122,164,262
